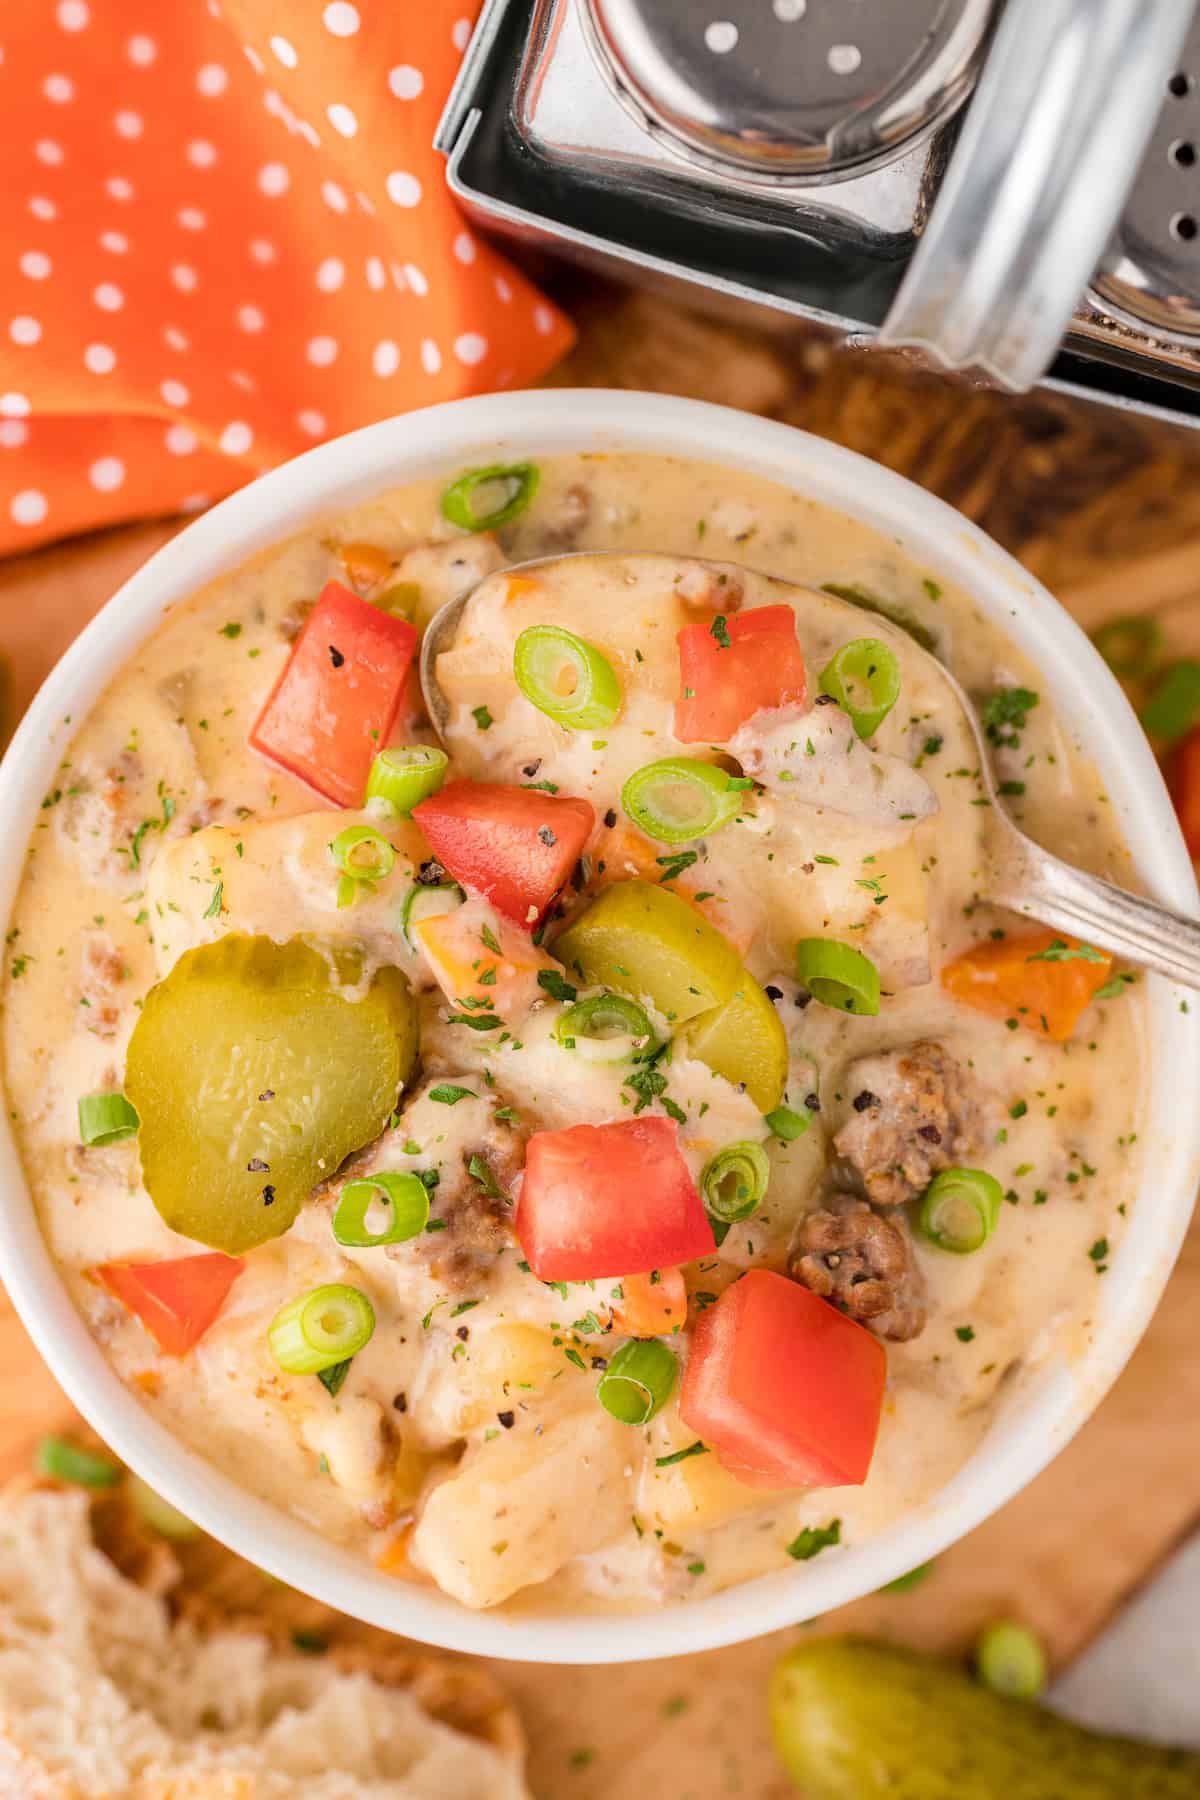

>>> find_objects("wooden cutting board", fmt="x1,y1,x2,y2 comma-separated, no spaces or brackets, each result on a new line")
3,288,1200,1799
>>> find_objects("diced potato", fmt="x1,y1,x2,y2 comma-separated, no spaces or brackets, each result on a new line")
413,897,556,1025
411,1407,633,1608
393,1438,447,1512
763,829,932,992
445,1324,579,1431
147,813,426,976
643,1437,769,1535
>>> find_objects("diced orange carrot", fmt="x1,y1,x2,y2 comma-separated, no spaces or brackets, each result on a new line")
376,1523,432,1583
1169,725,1200,859
413,901,557,1024
941,929,1114,1041
612,1267,688,1337
338,541,394,592
504,574,540,602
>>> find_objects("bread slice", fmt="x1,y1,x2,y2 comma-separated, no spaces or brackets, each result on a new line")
0,1485,529,1799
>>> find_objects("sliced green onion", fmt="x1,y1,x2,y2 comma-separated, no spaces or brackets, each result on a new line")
975,1621,1047,1699
332,1172,429,1246
128,1474,199,1540
513,624,621,730
1093,615,1163,679
701,1141,770,1223
441,461,540,533
35,1435,120,1488
330,825,396,883
795,938,880,1015
399,879,465,947
622,757,751,845
365,745,448,814
78,1092,140,1147
269,1283,375,1375
1141,659,1200,742
819,637,902,738
555,992,657,1061
597,1337,678,1425
764,1104,812,1143
917,1167,1003,1254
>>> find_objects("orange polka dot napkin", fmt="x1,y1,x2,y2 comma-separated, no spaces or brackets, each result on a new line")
0,1,574,554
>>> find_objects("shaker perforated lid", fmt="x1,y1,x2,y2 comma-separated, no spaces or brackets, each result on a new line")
583,0,994,179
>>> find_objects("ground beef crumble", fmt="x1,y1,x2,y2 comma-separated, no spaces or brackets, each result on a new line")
789,1193,928,1342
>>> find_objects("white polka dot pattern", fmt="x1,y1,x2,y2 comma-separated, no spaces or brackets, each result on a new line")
0,1,571,545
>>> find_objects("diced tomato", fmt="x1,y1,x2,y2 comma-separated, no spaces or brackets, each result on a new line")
1169,725,1200,858
680,1270,885,1489
612,1267,688,1336
94,1253,244,1357
941,929,1114,1042
413,780,594,927
516,1117,714,1281
675,605,807,743
249,580,417,808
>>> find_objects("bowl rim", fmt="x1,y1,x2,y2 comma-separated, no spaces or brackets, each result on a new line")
0,388,1197,1664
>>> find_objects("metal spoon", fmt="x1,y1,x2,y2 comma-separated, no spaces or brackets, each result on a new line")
420,553,1200,991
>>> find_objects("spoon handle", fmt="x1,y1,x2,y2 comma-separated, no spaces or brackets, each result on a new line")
996,845,1200,991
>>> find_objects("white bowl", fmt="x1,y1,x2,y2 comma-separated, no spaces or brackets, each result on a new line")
1,391,1197,1664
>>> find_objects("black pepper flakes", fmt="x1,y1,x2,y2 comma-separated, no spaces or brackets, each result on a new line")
764,984,783,1003
795,991,812,1010
918,1124,942,1144
852,1091,879,1113
262,1184,276,1206
456,1325,470,1342
258,1089,275,1102
416,859,448,887
497,1410,515,1429
393,1392,408,1413
522,760,541,778
591,1356,608,1371
328,644,345,669
247,1157,270,1172
604,808,617,829
804,1091,821,1112
538,825,557,847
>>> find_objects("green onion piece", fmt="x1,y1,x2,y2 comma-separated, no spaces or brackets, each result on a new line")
1141,659,1200,743
375,580,422,620
701,1141,770,1223
917,1167,1003,1254
35,1435,120,1489
622,757,750,845
555,992,657,1060
441,461,540,532
819,637,902,738
764,1104,811,1143
399,879,465,947
365,745,448,814
1093,615,1163,679
513,624,622,730
268,1283,375,1375
795,938,880,1015
597,1338,678,1425
330,824,396,885
332,1172,430,1247
128,1474,200,1540
78,1092,140,1147
975,1621,1047,1699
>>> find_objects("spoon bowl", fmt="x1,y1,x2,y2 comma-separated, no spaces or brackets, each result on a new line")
421,550,1200,990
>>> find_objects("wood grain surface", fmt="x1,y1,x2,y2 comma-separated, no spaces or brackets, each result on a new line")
2,287,1200,1799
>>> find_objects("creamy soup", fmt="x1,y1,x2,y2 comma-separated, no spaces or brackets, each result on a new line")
2,453,1144,1614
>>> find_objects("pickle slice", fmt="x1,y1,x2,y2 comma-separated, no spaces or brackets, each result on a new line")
679,969,788,1112
555,880,741,1025
126,935,418,1254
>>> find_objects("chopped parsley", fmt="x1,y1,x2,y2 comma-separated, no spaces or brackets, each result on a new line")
655,1441,708,1468
219,622,242,639
710,614,732,649
656,850,699,885
955,1325,976,1343
980,685,1039,749
471,704,494,731
786,1518,842,1561
1025,939,1105,965
537,968,578,1004
428,1084,475,1105
318,1358,352,1397
202,880,223,919
467,1154,505,1198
